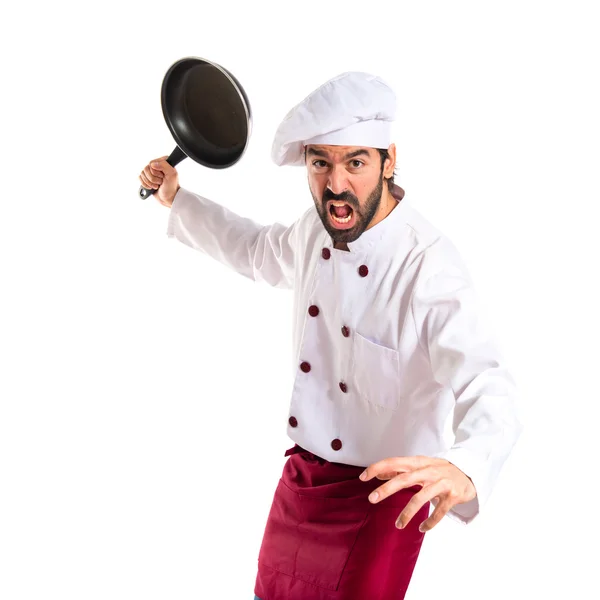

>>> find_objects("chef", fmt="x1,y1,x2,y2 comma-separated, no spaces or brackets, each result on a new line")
139,71,523,600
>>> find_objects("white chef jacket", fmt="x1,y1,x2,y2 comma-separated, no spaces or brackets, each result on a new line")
166,184,523,525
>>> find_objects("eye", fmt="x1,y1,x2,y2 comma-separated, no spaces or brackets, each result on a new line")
312,160,328,168
350,160,364,169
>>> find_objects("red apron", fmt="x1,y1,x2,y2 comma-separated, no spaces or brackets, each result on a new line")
255,445,430,600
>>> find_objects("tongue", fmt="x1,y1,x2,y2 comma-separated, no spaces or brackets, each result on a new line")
333,204,351,218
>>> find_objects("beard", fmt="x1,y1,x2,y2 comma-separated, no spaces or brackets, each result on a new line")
311,173,384,244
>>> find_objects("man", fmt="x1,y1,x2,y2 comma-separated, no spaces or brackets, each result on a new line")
139,72,523,600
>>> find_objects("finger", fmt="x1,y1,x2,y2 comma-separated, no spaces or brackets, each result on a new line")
418,495,454,533
149,165,165,178
139,172,157,190
149,156,168,176
142,166,164,186
368,467,436,504
360,456,423,482
376,472,398,480
150,158,175,175
395,479,451,530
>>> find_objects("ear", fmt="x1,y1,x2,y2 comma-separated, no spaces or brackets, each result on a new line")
383,143,396,180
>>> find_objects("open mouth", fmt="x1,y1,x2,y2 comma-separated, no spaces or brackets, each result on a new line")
328,201,356,229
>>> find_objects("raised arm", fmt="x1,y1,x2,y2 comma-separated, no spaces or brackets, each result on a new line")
140,157,304,289
167,187,302,289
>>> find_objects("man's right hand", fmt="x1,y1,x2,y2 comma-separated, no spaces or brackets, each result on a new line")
139,156,181,208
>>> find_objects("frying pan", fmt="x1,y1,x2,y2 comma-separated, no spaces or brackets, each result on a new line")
139,56,252,200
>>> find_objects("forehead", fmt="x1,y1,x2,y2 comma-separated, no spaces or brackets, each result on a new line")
306,145,378,159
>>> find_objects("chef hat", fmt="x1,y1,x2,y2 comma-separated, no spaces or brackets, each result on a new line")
271,71,397,167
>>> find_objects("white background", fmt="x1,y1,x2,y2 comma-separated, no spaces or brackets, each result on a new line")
1,1,598,598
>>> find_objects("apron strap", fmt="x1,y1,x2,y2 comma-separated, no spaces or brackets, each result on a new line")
284,444,326,465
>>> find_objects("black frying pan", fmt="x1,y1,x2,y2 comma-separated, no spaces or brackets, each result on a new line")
139,56,252,200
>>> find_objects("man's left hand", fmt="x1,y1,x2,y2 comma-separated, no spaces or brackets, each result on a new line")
359,456,477,532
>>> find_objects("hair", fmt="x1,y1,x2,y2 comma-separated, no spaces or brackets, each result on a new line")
304,147,397,191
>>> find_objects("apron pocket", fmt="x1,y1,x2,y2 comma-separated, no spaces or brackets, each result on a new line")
258,479,370,591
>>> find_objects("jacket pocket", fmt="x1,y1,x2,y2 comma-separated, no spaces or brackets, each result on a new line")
352,332,401,409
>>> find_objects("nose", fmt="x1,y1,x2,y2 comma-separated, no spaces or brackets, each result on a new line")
327,165,349,195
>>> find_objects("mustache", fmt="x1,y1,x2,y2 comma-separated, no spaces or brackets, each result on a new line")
322,189,358,208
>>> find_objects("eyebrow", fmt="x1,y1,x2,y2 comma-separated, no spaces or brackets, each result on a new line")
306,148,371,160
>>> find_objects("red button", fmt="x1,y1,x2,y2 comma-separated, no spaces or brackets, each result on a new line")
322,248,331,260
331,438,343,451
289,416,298,428
308,305,319,317
300,361,311,373
339,382,348,393
341,326,350,337
358,265,369,277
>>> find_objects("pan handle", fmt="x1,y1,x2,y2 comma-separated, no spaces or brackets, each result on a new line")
139,145,188,200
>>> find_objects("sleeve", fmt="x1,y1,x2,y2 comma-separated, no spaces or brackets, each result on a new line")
411,244,524,525
166,187,305,289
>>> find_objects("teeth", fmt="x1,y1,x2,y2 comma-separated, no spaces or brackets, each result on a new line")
332,213,352,224
329,201,353,225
